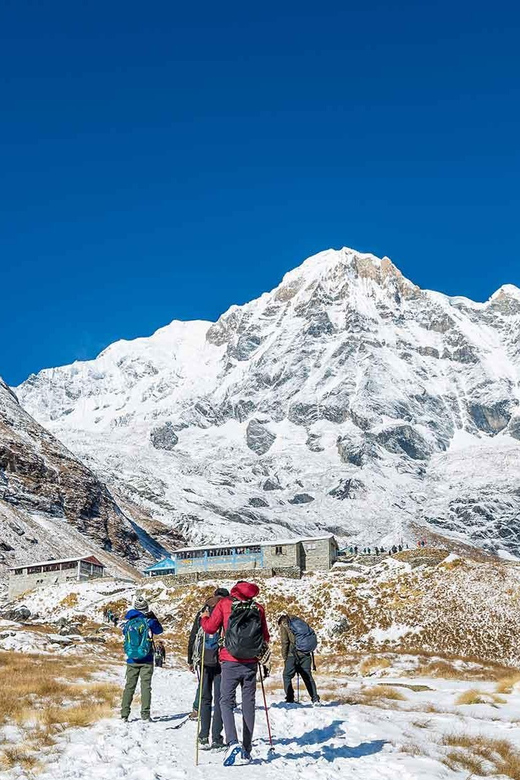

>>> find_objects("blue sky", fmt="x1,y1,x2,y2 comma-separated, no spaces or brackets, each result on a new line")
1,0,519,386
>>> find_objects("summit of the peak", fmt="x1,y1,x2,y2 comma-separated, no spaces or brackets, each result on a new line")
272,246,419,303
490,283,520,302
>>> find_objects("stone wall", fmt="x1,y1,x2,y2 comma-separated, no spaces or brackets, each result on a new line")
8,569,78,600
262,542,300,570
302,539,335,571
146,566,302,587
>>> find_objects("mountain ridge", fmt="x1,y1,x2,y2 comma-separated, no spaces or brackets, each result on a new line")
13,246,520,559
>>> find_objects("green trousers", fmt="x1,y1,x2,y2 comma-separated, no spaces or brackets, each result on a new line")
121,663,154,719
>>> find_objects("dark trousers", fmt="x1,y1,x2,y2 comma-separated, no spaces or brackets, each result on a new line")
220,661,257,753
200,665,223,743
283,652,319,703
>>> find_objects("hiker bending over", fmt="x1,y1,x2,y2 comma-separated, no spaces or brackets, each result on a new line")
187,588,229,749
278,614,320,705
201,580,270,767
121,595,163,722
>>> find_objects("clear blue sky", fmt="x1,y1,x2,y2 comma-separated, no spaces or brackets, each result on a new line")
1,0,519,386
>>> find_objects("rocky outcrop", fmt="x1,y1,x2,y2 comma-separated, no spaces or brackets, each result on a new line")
246,420,276,455
150,422,179,451
0,377,175,575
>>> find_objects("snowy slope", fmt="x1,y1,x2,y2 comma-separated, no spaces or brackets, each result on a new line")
16,247,520,555
0,378,184,579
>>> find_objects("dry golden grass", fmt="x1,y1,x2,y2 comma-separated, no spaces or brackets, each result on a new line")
362,684,406,702
39,703,113,728
496,672,520,694
0,745,40,772
0,650,118,771
441,732,520,779
359,655,391,676
455,688,506,706
60,592,79,608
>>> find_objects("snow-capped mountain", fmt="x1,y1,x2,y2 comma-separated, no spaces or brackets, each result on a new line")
16,248,520,556
0,377,184,578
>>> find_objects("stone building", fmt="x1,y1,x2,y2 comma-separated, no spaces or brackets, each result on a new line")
8,555,105,599
144,535,338,578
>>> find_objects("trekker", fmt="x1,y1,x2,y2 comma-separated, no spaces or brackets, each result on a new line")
187,588,229,750
201,580,270,767
154,640,166,668
121,596,163,722
187,588,229,721
278,614,320,705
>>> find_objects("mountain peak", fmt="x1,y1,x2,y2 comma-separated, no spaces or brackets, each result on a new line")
274,246,419,304
490,283,520,302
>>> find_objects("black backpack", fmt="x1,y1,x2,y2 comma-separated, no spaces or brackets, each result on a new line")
224,599,264,660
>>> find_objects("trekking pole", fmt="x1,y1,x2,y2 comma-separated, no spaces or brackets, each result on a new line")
258,663,275,755
195,634,205,766
296,673,300,703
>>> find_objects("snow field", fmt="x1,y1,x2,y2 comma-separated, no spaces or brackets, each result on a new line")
22,666,520,780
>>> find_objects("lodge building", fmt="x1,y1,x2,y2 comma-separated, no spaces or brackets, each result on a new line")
144,535,338,578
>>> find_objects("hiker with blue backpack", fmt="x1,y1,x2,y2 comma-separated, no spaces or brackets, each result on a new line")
121,595,163,722
278,613,320,705
187,589,229,751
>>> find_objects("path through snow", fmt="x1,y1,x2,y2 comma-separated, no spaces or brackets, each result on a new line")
34,668,469,780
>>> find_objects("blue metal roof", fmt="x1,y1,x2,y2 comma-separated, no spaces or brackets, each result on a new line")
144,557,176,572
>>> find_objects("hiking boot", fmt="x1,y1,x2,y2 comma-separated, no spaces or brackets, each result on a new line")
211,738,226,751
312,699,322,707
141,715,151,721
188,709,198,721
223,742,242,767
236,747,252,765
121,716,128,722
198,737,211,751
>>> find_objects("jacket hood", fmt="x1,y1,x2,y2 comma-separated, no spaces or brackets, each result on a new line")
124,609,145,620
205,596,221,609
230,581,260,600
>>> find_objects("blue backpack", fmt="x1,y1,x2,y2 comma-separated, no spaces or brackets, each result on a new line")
289,617,318,653
123,615,152,661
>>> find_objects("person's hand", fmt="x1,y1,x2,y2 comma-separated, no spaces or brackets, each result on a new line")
189,664,195,674
200,606,210,618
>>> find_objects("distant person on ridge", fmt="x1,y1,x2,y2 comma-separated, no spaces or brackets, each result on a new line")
121,595,163,722
201,580,270,767
278,614,320,705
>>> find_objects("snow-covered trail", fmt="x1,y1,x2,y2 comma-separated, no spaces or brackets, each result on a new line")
37,668,461,780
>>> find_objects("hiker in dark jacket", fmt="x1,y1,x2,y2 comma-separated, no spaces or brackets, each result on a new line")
201,581,270,766
187,588,229,722
187,588,229,750
154,640,166,667
279,614,320,705
121,595,163,722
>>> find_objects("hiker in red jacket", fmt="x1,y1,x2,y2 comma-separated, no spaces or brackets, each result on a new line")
201,581,270,767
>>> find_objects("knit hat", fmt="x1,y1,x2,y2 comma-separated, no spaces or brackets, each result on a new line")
214,587,230,598
134,595,149,612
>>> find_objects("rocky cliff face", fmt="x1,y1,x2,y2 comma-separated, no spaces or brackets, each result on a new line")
0,377,183,577
15,248,520,555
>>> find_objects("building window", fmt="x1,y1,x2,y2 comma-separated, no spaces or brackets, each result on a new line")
43,564,61,572
305,544,317,551
14,568,24,576
275,546,283,556
27,566,42,574
61,561,77,570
